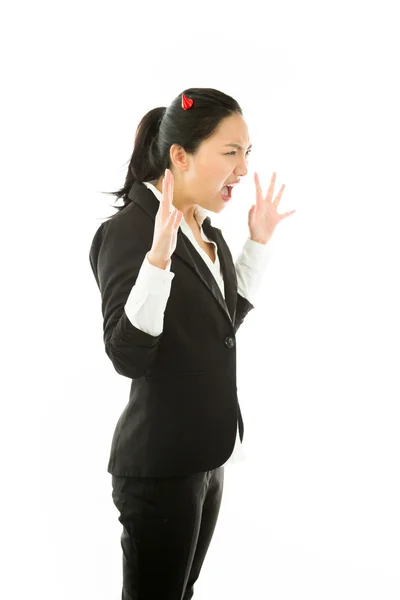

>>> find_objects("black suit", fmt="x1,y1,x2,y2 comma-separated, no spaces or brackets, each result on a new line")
89,179,254,478
89,179,256,598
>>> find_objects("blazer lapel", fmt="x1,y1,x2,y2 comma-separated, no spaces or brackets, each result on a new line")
128,181,237,326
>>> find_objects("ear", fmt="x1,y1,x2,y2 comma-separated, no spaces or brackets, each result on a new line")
170,143,188,174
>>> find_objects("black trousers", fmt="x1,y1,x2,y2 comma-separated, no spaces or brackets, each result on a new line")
111,466,225,600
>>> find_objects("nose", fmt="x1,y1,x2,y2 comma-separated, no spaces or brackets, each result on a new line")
235,155,249,178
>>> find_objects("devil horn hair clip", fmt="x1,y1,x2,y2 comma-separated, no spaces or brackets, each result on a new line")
182,93,194,110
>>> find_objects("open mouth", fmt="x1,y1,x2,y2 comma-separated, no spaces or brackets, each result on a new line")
220,185,232,201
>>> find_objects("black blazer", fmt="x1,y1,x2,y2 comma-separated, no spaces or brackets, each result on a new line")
89,180,255,477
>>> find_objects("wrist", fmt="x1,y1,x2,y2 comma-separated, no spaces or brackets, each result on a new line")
147,252,168,270
250,236,271,245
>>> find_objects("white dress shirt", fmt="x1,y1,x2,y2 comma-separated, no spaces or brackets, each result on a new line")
124,180,273,466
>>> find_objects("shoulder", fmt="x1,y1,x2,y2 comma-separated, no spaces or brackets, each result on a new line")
89,200,154,266
100,201,153,240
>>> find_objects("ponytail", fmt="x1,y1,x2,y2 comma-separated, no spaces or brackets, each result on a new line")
101,106,166,217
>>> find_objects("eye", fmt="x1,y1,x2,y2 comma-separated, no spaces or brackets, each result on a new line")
226,150,252,156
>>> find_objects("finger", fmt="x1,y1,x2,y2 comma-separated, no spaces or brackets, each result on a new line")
169,169,174,207
169,208,182,229
166,169,174,206
174,210,183,228
280,209,296,219
254,172,264,204
161,169,171,219
266,171,276,201
273,184,285,206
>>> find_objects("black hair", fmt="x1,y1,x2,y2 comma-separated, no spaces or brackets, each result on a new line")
100,87,243,221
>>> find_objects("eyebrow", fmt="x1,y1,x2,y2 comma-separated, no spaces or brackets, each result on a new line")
224,143,253,150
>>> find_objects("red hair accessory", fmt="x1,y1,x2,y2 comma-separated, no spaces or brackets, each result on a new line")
181,93,194,110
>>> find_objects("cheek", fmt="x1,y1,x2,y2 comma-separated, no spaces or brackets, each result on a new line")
195,163,226,196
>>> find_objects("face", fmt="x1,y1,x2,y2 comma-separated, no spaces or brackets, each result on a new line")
157,113,251,215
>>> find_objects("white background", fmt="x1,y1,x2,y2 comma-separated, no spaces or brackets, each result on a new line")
2,0,400,598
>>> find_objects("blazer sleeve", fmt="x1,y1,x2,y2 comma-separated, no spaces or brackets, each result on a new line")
233,293,254,334
89,204,163,379
233,237,274,334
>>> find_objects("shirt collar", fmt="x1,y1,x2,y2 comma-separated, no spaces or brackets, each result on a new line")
143,180,208,228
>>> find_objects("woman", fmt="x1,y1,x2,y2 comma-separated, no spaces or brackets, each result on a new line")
89,87,295,599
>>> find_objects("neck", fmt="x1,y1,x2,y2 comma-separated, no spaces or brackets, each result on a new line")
155,177,197,226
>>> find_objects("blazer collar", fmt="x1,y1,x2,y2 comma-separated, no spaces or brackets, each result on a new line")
128,180,237,326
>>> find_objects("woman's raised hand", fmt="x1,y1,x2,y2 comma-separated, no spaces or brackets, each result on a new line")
148,168,183,269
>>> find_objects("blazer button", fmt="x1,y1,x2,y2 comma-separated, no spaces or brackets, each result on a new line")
224,336,235,348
